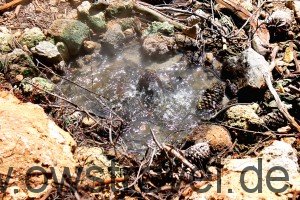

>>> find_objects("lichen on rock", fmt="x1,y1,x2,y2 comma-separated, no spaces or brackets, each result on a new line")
19,27,46,48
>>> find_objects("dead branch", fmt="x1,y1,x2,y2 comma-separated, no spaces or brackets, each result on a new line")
134,2,188,30
264,47,300,132
0,0,27,12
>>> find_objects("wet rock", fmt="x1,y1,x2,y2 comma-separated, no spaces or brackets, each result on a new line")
56,42,70,61
0,49,36,78
0,26,14,52
222,48,271,101
102,21,125,52
187,124,232,153
137,70,163,92
225,103,264,130
31,41,62,63
189,140,300,200
21,77,55,93
0,91,76,199
77,1,107,32
106,0,134,18
142,33,175,58
143,21,174,36
19,27,46,48
49,19,90,55
83,40,101,53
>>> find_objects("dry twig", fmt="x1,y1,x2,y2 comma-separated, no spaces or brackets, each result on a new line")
264,47,300,132
0,0,27,12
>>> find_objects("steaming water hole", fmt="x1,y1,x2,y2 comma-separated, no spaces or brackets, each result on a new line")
61,41,219,155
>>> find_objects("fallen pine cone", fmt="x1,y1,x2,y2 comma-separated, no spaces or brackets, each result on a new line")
184,142,211,169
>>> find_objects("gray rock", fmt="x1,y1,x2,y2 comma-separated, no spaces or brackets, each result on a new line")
19,27,46,48
31,41,62,63
0,27,14,52
49,19,90,55
222,48,271,96
102,22,125,52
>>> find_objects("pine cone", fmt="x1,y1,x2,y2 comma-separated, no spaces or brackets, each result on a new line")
197,82,225,115
184,142,211,168
262,111,287,130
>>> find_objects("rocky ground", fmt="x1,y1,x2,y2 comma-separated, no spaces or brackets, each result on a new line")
0,0,300,199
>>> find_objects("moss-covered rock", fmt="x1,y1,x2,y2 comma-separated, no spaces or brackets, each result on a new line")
0,27,14,52
19,27,46,48
49,19,90,55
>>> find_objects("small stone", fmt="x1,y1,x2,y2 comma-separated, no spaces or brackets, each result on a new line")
51,75,61,83
123,28,135,38
83,40,101,53
15,74,24,82
205,52,214,63
31,41,62,63
283,45,294,63
82,117,96,127
19,27,46,48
